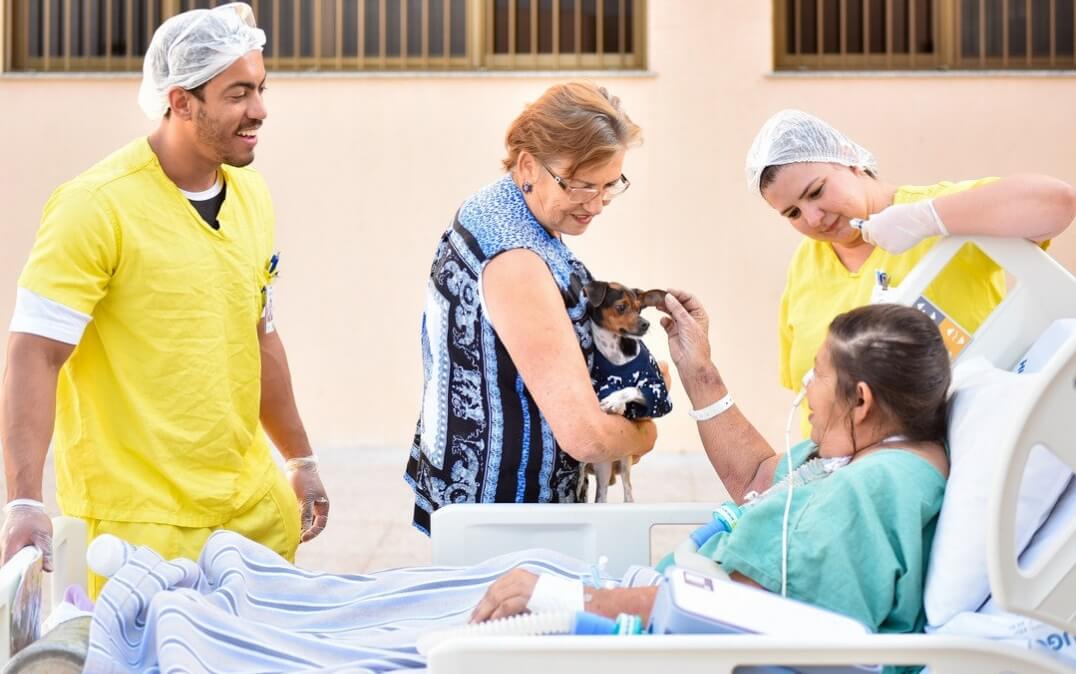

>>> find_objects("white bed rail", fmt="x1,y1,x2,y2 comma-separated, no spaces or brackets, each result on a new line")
886,236,1076,369
48,517,88,612
432,503,713,577
429,634,1072,674
989,331,1076,632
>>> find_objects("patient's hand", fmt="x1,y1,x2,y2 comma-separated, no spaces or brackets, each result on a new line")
471,568,539,623
659,290,712,376
472,569,663,626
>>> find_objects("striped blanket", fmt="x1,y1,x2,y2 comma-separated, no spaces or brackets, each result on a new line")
84,530,660,673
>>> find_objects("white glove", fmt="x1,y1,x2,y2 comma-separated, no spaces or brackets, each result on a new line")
1,500,53,571
285,457,330,543
851,199,949,254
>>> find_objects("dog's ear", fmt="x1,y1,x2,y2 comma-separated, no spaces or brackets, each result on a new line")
635,289,667,309
584,281,609,307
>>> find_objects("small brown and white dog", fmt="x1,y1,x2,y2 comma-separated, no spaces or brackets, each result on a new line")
574,277,672,502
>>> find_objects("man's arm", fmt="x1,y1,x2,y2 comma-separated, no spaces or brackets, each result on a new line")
1,333,74,569
258,322,312,460
258,322,328,542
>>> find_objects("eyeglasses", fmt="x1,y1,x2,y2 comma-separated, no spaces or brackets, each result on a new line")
541,163,630,204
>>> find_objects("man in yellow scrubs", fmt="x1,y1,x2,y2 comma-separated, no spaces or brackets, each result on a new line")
0,3,328,596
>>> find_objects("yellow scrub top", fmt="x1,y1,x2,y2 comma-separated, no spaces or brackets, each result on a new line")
778,178,1008,436
18,137,279,527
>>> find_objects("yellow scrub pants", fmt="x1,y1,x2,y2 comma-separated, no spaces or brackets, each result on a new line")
81,470,301,598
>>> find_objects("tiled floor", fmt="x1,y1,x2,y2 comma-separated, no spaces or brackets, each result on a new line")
12,447,732,574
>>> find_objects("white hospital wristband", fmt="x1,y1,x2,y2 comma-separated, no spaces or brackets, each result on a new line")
688,393,735,421
285,456,319,472
4,499,45,513
526,574,584,613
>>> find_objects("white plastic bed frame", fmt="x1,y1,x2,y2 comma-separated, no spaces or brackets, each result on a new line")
427,236,1076,674
0,237,1071,673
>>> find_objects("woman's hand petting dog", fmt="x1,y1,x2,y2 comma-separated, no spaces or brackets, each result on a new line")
470,568,540,623
659,289,712,377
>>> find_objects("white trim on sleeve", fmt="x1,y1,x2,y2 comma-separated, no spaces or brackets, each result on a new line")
9,287,92,345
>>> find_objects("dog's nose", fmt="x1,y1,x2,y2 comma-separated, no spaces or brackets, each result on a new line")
639,318,650,333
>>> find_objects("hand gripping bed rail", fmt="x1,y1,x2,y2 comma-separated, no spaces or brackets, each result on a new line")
0,517,86,667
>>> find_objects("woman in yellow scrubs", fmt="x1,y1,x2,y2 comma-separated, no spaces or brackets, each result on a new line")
746,110,1076,432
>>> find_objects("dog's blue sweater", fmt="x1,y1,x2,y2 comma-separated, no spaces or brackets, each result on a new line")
591,343,673,420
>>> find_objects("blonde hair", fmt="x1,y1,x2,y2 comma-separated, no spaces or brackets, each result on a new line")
502,82,642,177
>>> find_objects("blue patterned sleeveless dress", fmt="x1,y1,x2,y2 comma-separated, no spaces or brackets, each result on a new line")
405,175,595,534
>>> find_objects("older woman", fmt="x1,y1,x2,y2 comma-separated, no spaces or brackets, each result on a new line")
745,110,1075,432
405,83,656,533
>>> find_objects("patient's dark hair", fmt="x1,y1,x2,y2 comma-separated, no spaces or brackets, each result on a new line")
826,304,951,446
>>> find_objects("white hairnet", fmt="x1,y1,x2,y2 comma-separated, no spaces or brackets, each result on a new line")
744,109,878,195
138,2,266,120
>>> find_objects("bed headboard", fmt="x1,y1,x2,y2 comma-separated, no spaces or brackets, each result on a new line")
888,236,1076,632
886,236,1076,371
987,331,1076,633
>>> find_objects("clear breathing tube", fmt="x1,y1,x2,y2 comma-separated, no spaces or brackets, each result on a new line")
781,368,814,597
416,611,576,654
416,610,645,655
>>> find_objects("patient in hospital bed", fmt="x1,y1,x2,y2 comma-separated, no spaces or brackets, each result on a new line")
82,301,950,673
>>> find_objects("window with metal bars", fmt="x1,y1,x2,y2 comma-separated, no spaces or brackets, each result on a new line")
775,0,1076,70
2,0,646,72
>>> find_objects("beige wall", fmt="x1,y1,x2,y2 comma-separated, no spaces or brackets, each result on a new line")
1,1,1074,457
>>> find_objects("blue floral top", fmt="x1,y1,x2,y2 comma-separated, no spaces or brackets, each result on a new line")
405,176,595,534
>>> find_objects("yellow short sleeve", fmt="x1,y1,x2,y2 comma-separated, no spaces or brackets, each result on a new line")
18,185,119,316
778,286,794,390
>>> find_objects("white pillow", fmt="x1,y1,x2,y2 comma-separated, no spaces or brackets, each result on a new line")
932,481,1076,669
924,357,1073,628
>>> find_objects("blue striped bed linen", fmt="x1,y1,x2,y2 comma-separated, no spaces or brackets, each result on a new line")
84,530,661,673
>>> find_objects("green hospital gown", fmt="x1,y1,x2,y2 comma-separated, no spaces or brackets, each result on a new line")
702,441,946,638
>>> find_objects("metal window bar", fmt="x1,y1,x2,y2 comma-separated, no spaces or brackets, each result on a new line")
7,0,641,72
618,0,625,66
776,0,1073,69
378,0,386,67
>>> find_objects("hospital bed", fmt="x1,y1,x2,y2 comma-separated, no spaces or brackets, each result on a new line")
427,236,1076,674
0,238,1071,673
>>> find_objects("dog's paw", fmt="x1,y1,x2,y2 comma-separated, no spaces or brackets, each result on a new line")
599,387,645,415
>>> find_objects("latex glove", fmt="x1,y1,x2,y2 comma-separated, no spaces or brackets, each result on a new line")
851,199,949,254
285,458,330,542
1,502,53,571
